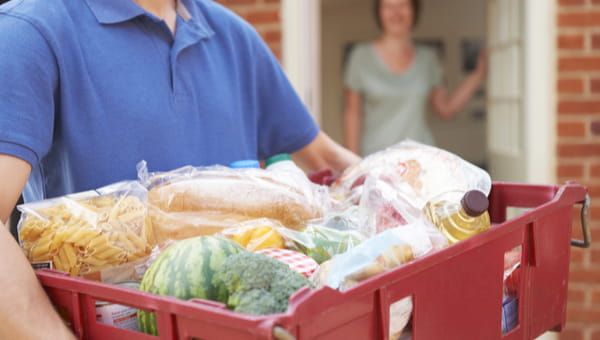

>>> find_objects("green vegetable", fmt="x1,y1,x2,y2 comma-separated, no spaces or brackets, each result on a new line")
137,236,245,335
214,252,312,315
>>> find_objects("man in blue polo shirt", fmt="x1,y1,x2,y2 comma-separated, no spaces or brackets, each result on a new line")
0,0,359,337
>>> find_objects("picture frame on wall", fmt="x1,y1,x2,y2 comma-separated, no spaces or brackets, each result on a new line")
461,38,485,73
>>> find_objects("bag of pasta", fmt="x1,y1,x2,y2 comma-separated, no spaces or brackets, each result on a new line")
17,181,154,276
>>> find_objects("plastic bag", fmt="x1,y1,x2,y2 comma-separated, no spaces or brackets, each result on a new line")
17,181,154,276
312,223,433,291
220,218,286,251
331,140,492,210
355,175,449,249
138,161,328,245
279,221,367,264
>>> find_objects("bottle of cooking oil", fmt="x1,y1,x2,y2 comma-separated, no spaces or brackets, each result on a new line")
423,190,491,244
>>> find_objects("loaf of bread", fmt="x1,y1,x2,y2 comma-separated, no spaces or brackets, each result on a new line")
146,167,323,243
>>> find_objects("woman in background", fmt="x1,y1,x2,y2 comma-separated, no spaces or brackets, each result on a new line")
343,0,487,157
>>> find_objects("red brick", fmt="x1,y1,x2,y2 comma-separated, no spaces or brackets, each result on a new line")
263,30,281,44
592,163,600,178
559,326,584,340
593,33,600,50
571,247,586,264
569,267,600,283
558,164,585,177
568,286,586,303
559,34,585,49
558,143,600,158
558,12,600,27
559,57,600,71
592,121,600,135
244,9,280,24
216,0,257,5
566,307,600,323
590,185,600,199
559,78,585,93
593,329,600,340
593,206,600,220
592,248,600,264
558,121,587,137
591,78,600,93
592,289,600,304
559,100,600,114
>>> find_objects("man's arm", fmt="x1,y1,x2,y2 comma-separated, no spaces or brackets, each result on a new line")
0,154,76,339
292,131,361,174
0,154,31,223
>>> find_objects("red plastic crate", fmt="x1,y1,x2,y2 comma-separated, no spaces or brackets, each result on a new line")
37,182,590,340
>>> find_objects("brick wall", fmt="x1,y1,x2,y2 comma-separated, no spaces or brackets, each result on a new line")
214,0,282,59
557,0,600,339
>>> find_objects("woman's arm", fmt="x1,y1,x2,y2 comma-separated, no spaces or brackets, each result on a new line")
430,50,488,120
343,88,363,154
0,154,76,339
292,131,361,174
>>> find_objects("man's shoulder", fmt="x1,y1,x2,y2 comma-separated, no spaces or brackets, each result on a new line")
0,0,69,26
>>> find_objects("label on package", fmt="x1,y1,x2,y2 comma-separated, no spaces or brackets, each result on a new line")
96,303,139,331
31,261,53,270
501,297,519,334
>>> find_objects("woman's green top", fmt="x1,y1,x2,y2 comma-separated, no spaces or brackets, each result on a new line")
345,43,442,157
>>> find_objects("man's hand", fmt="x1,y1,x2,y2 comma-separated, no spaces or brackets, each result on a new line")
292,131,361,175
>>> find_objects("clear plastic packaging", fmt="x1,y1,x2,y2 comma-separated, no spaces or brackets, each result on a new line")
312,223,433,291
331,140,492,210
137,161,328,245
17,181,154,276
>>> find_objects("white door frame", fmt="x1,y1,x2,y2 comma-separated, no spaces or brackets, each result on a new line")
523,1,556,185
281,0,322,124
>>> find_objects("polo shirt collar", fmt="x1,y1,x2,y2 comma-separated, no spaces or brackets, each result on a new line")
84,0,146,24
84,0,215,39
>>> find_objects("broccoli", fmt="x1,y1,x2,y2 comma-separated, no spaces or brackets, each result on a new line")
214,252,312,315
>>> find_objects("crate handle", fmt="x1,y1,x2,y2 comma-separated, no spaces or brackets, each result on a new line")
272,325,297,340
571,194,591,248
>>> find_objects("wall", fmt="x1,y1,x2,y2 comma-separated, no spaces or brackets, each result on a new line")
214,0,282,58
556,0,600,339
320,0,487,166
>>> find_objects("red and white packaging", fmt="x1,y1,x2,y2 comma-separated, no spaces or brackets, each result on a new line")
256,248,318,278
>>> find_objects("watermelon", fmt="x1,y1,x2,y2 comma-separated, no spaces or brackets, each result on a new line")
137,236,245,335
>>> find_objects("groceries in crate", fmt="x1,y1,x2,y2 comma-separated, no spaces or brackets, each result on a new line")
256,248,319,278
17,181,154,276
502,247,522,334
423,189,491,244
19,140,497,336
279,220,367,264
137,236,246,335
214,251,312,315
331,140,492,209
139,161,329,245
137,236,312,335
312,223,433,291
227,219,285,251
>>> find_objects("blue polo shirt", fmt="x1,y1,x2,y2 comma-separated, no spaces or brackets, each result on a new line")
0,0,319,202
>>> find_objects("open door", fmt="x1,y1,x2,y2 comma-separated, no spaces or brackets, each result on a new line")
487,0,556,184
487,0,526,182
